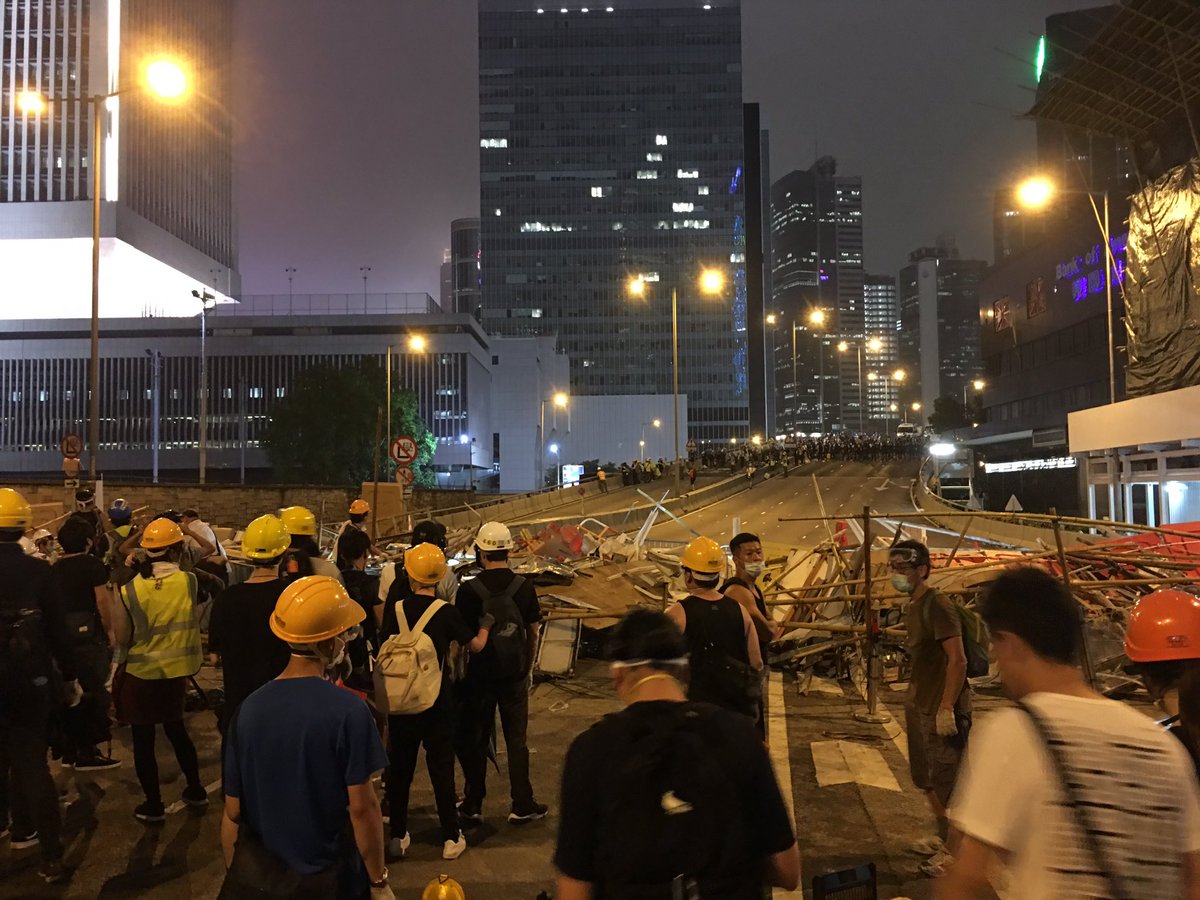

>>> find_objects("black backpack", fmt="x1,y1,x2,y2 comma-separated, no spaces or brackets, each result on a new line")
0,602,56,720
595,705,753,898
469,575,529,679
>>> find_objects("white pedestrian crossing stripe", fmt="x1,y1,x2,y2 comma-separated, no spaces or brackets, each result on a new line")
811,740,901,792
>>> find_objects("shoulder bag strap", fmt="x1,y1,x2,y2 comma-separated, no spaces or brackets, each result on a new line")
411,599,445,639
1018,701,1132,900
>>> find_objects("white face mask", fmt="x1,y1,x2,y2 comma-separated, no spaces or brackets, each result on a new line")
742,561,765,577
891,574,915,594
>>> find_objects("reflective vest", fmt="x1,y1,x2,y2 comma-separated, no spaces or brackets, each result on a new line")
121,570,202,680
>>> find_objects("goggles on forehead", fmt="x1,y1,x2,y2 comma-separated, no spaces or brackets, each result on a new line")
610,656,689,670
888,548,925,565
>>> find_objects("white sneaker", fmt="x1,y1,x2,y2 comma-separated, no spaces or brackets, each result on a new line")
442,831,467,860
911,835,945,856
386,832,410,860
919,847,955,878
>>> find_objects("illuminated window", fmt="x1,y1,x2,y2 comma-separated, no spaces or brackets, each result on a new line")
480,138,508,148
646,152,662,162
612,222,624,231
677,169,699,179
637,170,657,180
697,185,710,195
250,387,263,399
276,387,286,398
222,388,233,399
672,202,694,212
531,309,543,318
673,219,710,229
494,208,502,216
521,221,574,232
655,134,668,146
591,186,602,197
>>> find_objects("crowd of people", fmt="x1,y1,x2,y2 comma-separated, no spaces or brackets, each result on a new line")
5,479,1200,897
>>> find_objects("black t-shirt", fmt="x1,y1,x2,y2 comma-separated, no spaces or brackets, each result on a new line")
380,589,473,668
554,700,795,896
209,579,290,714
52,554,109,626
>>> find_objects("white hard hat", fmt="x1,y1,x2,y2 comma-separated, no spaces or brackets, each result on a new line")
475,521,514,552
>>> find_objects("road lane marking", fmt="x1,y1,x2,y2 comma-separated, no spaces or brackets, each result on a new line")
811,740,901,792
165,777,223,815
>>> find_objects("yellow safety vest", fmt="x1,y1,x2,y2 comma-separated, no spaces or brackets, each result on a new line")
121,571,203,680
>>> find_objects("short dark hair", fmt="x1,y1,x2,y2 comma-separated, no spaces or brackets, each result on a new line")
730,532,761,553
890,539,930,570
336,528,371,568
0,528,23,543
57,518,93,553
608,609,687,666
181,508,199,520
480,548,509,564
683,567,720,589
412,520,447,549
980,567,1079,665
290,534,321,558
349,512,368,525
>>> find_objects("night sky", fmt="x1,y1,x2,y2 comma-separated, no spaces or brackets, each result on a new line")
232,0,1099,298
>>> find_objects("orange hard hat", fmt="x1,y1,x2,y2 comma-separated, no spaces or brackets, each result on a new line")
1125,589,1200,662
141,517,185,550
349,499,370,515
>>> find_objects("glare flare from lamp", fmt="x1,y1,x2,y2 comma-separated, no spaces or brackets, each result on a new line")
17,91,46,115
553,392,569,408
867,372,878,382
867,337,882,352
912,402,922,411
627,276,646,297
144,57,189,100
652,418,661,427
892,369,907,382
929,442,956,458
973,379,985,391
837,341,848,352
408,335,427,352
766,314,777,325
808,309,826,327
699,268,724,295
1016,176,1054,210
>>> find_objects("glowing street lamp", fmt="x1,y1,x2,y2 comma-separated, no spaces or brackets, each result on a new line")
765,313,777,326
144,58,190,101
1016,176,1054,210
700,268,724,296
408,334,427,352
892,369,907,382
17,91,46,115
808,309,826,327
553,391,569,409
639,418,661,461
867,337,883,352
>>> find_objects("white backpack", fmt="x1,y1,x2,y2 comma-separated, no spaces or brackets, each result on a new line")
374,599,446,715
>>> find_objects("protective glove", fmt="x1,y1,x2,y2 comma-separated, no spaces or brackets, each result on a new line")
370,884,396,900
479,613,496,632
935,707,958,737
63,679,83,708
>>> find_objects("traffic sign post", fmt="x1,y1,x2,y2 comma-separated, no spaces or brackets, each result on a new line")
390,435,418,466
396,467,415,486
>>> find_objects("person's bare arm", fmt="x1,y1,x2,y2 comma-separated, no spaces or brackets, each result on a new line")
94,584,115,642
468,626,490,654
347,780,387,885
741,605,763,670
933,833,995,899
765,841,801,890
111,588,132,648
526,622,541,672
221,795,241,868
118,529,141,555
186,525,218,559
665,602,686,631
940,634,968,711
726,583,777,643
555,876,593,900
1187,850,1200,900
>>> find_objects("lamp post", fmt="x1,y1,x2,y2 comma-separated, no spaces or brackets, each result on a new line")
963,378,985,422
1016,177,1117,404
909,401,922,426
144,349,162,484
837,336,883,434
360,266,372,310
627,269,725,492
285,267,297,301
539,391,569,488
20,57,190,482
191,289,216,484
640,418,662,461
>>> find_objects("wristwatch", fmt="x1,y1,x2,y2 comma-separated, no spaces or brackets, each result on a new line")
370,868,389,889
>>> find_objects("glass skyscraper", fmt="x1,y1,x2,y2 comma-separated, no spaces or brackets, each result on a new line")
477,0,748,442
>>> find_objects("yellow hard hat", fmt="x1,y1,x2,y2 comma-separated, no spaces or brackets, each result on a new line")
422,875,466,900
681,536,726,575
0,488,32,530
270,576,365,644
405,542,448,586
141,517,185,550
349,499,370,516
242,515,290,560
279,505,317,536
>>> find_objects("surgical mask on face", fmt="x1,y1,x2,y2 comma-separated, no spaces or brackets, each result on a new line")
742,561,765,577
891,574,915,594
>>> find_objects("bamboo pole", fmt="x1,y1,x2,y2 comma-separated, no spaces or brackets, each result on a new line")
1051,511,1096,687
946,516,975,566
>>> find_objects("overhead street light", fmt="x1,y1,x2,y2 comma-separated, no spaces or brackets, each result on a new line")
408,334,427,352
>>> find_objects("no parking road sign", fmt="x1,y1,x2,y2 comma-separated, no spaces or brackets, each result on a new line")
390,435,418,466
396,467,415,486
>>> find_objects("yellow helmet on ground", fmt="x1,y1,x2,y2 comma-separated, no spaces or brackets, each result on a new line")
422,875,466,900
242,515,290,560
270,576,365,644
141,518,185,550
405,542,448,586
681,536,725,575
349,499,370,516
0,488,32,530
279,506,317,536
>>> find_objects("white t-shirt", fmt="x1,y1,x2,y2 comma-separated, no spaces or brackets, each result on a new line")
949,691,1200,899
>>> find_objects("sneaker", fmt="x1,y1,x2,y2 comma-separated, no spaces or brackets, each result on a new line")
73,754,121,772
10,831,39,849
442,832,467,860
134,801,166,823
919,847,955,878
507,801,549,824
39,859,68,884
182,785,208,808
911,835,945,857
456,801,483,826
386,832,410,861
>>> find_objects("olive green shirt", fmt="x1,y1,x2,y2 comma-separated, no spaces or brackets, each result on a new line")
905,587,971,716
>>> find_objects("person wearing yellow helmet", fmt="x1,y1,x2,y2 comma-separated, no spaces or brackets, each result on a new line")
665,536,762,718
208,515,293,735
421,874,466,900
0,488,81,884
220,577,393,900
378,544,490,861
111,516,207,824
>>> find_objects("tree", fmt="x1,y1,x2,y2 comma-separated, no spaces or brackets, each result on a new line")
927,394,970,434
262,362,437,487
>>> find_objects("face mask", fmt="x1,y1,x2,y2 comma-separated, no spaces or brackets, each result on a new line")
743,561,765,577
891,574,915,594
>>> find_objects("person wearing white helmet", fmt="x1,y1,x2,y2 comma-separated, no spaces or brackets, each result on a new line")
454,522,549,827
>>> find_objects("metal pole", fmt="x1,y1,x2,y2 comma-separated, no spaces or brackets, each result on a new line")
1104,191,1115,404
640,424,646,462
385,345,392,479
88,94,102,481
671,286,680,493
198,300,207,484
855,504,890,724
238,372,246,485
817,337,825,433
150,351,160,484
791,322,798,434
538,400,545,487
857,344,864,433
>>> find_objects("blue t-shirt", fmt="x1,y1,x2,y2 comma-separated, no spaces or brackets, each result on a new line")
225,677,387,879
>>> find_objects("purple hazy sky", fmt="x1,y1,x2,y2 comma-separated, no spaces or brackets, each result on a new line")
232,0,1098,298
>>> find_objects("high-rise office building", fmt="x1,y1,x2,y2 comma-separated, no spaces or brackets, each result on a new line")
0,0,237,317
450,217,481,316
440,249,454,311
768,157,864,435
477,0,748,443
863,274,899,427
899,238,988,414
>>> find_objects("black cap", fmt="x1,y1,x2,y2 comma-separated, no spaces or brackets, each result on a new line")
412,520,448,549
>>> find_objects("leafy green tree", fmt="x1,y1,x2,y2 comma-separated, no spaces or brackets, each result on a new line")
927,394,970,434
262,362,437,487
